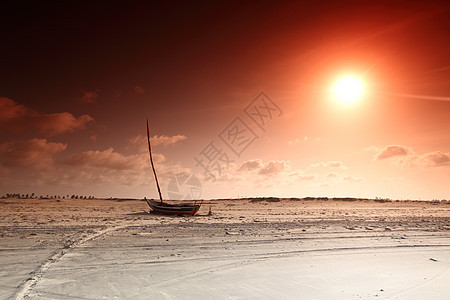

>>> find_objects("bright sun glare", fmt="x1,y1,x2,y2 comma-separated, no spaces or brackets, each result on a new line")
332,76,364,105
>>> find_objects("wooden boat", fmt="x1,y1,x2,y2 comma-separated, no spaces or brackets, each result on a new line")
145,198,201,216
145,119,202,216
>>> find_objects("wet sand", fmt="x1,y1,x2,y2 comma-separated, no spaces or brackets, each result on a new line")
1,197,449,299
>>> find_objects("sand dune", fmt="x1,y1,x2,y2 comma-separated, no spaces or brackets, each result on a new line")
1,198,449,299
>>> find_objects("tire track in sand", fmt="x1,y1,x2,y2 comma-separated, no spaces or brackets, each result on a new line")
13,223,132,300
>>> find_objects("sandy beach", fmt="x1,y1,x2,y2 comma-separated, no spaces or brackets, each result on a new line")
1,197,449,299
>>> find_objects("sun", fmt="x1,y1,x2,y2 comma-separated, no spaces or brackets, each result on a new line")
332,76,365,105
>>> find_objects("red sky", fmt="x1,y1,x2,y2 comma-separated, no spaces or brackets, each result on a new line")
1,1,450,200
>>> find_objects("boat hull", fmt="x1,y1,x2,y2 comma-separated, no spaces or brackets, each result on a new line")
145,199,200,216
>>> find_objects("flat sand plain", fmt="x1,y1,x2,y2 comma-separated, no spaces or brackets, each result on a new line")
1,197,449,299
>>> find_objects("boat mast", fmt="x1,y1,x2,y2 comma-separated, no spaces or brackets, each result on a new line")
147,118,163,203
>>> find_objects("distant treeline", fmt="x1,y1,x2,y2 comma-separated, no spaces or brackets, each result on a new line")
2,194,448,203
213,196,449,203
1,193,95,200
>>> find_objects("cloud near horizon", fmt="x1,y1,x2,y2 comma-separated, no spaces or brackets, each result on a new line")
420,151,450,167
63,147,165,171
0,146,191,192
374,145,449,168
237,159,263,172
293,172,317,182
237,159,287,177
374,145,412,160
401,151,450,168
0,138,67,169
343,175,363,182
230,159,316,185
128,134,188,152
288,136,321,145
325,172,340,178
258,161,287,176
0,97,94,136
321,171,363,183
308,160,346,170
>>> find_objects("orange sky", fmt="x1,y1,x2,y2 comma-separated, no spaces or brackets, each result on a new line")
1,1,450,200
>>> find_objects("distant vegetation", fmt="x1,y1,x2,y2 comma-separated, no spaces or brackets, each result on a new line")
214,196,449,203
1,193,95,200
1,194,448,204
